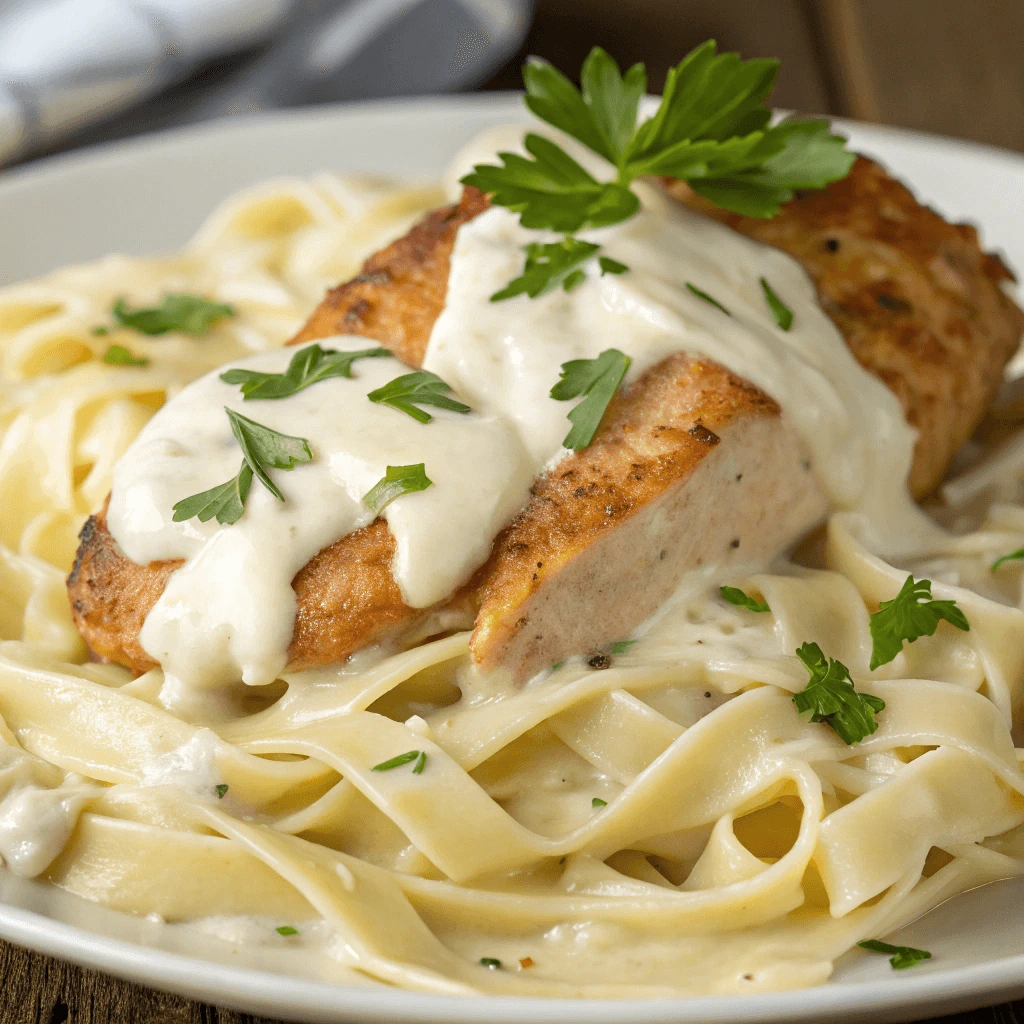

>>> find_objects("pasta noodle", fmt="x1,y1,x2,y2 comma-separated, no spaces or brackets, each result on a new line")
2,173,1024,997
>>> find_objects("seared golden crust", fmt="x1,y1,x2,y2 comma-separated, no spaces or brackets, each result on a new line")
66,192,492,675
666,157,1024,496
68,160,1024,677
470,356,781,669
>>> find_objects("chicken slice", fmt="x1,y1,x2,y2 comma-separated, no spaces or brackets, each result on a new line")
67,158,1024,681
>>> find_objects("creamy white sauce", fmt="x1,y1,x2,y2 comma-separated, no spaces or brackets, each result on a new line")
0,777,93,877
108,141,928,694
108,342,534,689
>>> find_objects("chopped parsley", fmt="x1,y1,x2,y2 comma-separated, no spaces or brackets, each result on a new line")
215,784,229,799
367,371,471,423
372,750,422,772
720,585,770,613
592,797,608,808
220,343,391,400
491,237,602,302
609,639,637,654
550,348,631,451
868,575,969,670
599,256,629,276
276,925,299,937
686,283,730,315
857,939,932,970
461,43,854,296
793,642,885,745
480,958,502,969
112,294,234,336
102,344,148,367
362,464,433,517
992,547,1024,571
172,410,312,526
412,751,427,774
760,277,793,330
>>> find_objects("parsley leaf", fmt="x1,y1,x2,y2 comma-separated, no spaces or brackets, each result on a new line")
793,642,885,745
220,343,391,400
720,586,770,613
112,294,234,337
367,371,471,423
172,411,311,525
102,344,148,367
480,957,502,969
372,750,421,772
276,925,299,936
523,48,646,166
491,238,602,302
857,939,932,970
992,548,1024,571
609,639,637,654
760,277,793,330
598,256,629,276
686,282,730,315
550,348,631,450
363,464,433,516
868,575,969,670
215,784,229,798
226,408,313,502
172,461,253,526
592,797,608,808
461,133,640,234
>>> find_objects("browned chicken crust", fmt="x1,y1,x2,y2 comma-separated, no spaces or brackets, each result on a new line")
68,158,1024,679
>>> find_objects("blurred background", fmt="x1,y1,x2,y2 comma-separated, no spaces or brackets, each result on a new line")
1,0,1023,167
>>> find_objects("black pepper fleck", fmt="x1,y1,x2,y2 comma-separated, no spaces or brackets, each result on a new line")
704,691,712,698
729,538,740,549
825,238,840,253
587,654,612,670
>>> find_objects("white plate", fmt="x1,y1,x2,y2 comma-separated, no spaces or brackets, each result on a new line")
2,94,1024,1023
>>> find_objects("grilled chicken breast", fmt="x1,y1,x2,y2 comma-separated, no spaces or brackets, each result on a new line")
68,158,1024,681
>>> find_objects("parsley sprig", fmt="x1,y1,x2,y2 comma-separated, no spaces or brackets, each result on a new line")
363,464,433,516
857,939,932,970
172,409,312,526
550,348,631,450
461,43,854,298
492,238,603,302
992,547,1024,571
868,575,969,670
220,343,391,400
367,371,471,423
102,344,148,367
110,294,234,337
793,642,885,745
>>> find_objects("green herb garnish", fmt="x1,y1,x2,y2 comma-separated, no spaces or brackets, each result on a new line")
609,640,637,654
480,958,502,969
220,343,391,400
215,784,229,799
857,939,932,970
92,326,109,336
172,410,312,526
720,586,770,613
491,238,601,302
372,750,422,772
599,256,629,276
868,575,969,670
686,282,730,315
793,642,885,745
367,371,471,423
592,797,608,808
362,464,433,517
550,348,631,450
102,344,148,367
760,277,793,330
412,751,427,775
461,43,854,296
276,925,299,937
112,294,234,337
992,548,1024,571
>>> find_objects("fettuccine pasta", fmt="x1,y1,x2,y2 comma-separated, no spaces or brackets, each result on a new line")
1,173,1024,997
